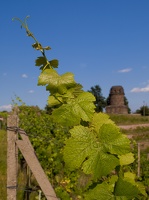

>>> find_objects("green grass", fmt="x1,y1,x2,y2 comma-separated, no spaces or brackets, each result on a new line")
109,114,149,125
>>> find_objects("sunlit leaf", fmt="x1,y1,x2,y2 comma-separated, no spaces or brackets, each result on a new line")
38,69,76,94
47,95,62,107
64,125,119,179
52,92,95,126
32,43,43,50
90,112,115,133
119,153,134,166
84,182,115,200
98,124,131,155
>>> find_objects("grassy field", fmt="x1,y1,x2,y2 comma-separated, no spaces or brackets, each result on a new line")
1,114,149,199
109,114,149,125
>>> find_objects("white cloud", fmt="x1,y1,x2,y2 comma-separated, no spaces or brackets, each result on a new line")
28,90,34,93
118,68,132,73
0,104,12,111
130,85,149,93
22,74,28,78
80,63,87,69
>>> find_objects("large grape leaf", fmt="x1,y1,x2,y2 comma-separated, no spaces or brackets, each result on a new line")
63,126,96,169
84,182,115,200
52,92,95,126
90,112,115,133
47,84,83,108
64,125,120,179
114,177,140,199
84,173,147,200
38,68,76,94
64,114,133,179
98,123,131,155
123,172,147,197
82,150,119,179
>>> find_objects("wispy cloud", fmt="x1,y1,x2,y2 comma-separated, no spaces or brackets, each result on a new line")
130,85,149,93
118,68,132,73
3,73,7,76
0,104,12,111
80,63,87,69
28,90,34,93
22,74,28,78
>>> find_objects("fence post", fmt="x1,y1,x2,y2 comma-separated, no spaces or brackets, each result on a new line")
7,114,18,200
137,143,141,177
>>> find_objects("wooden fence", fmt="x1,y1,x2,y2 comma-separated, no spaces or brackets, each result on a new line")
7,113,58,200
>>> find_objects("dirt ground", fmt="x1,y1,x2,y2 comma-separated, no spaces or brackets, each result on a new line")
119,123,149,130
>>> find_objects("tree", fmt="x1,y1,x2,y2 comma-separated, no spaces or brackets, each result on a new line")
136,105,149,116
88,85,106,112
124,96,131,114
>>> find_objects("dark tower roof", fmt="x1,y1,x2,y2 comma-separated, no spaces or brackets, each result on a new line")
110,86,125,95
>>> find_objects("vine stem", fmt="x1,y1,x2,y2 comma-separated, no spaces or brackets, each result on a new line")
12,16,49,62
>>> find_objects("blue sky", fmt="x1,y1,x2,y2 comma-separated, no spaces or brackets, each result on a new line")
0,0,149,113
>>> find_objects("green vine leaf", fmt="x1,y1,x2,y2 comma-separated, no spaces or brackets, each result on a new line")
123,172,147,197
82,150,119,179
84,182,115,200
38,68,76,94
52,92,95,126
84,173,147,199
36,57,58,70
119,153,134,166
35,56,47,69
47,95,62,107
64,113,131,179
115,177,140,199
16,18,148,199
90,112,115,133
49,59,59,68
97,123,131,155
64,124,120,179
32,42,51,50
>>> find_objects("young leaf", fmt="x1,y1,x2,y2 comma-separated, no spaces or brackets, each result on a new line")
49,59,58,68
35,56,47,67
119,153,134,166
47,95,62,107
38,69,76,94
52,92,95,126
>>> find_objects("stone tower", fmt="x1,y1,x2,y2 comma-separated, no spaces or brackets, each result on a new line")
106,86,128,114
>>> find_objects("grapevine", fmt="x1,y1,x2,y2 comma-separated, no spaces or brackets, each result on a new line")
14,17,148,199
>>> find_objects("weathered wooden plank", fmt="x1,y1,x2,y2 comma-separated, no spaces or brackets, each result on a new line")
7,114,18,200
16,139,58,200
